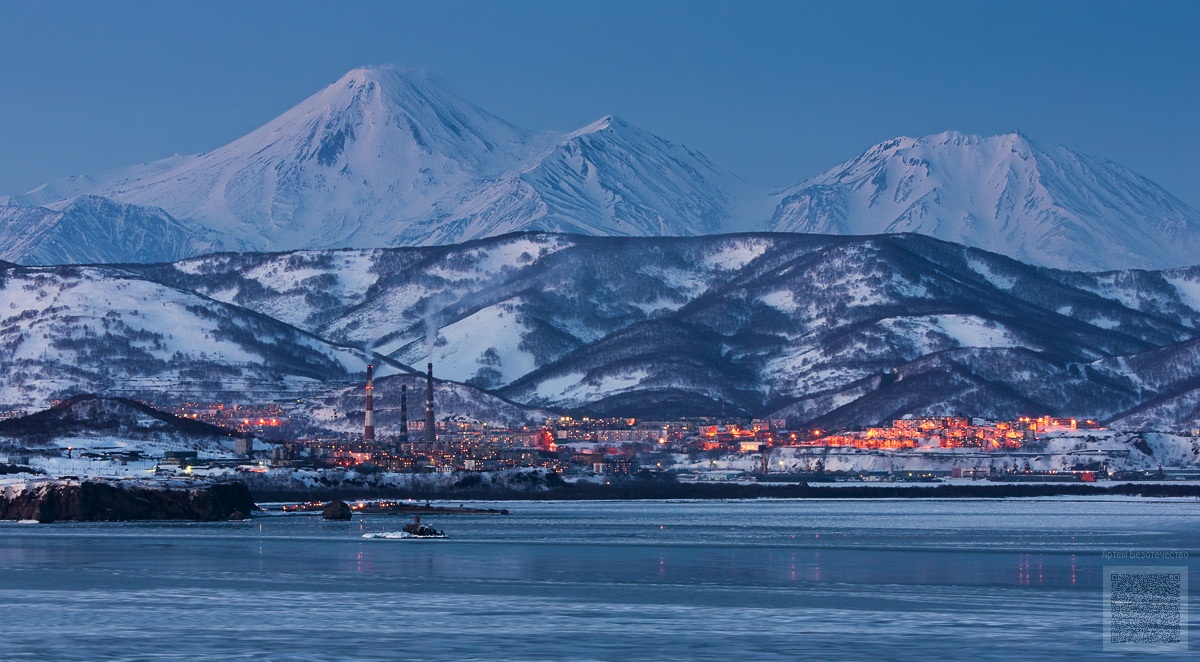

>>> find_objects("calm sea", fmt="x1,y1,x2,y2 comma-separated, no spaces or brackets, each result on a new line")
0,498,1197,660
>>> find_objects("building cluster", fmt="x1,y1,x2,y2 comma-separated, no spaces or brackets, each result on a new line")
550,416,701,444
792,416,1104,451
128,365,1115,479
272,432,568,474
694,419,789,451
240,406,1109,476
165,401,290,435
253,365,647,475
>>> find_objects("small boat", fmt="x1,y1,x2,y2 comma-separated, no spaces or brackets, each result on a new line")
362,531,445,540
362,515,446,540
402,514,446,538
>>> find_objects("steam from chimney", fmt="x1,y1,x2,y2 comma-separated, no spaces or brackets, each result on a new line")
423,296,447,358
364,364,375,442
425,362,435,444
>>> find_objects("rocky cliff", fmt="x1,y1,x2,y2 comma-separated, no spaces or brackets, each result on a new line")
0,479,255,522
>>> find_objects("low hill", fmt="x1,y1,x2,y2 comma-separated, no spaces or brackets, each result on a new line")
0,395,244,451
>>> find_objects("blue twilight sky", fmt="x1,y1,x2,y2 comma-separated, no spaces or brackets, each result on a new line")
1,0,1197,205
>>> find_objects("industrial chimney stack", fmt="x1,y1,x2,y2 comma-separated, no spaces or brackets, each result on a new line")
398,384,409,445
364,364,375,442
425,362,436,444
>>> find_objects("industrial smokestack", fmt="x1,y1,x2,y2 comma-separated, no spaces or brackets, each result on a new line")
398,384,409,444
425,362,435,444
364,364,375,442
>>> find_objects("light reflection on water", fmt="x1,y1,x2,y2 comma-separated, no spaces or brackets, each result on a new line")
0,498,1197,660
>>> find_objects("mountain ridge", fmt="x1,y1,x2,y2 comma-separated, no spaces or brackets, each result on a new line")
11,67,747,256
40,231,1192,430
7,67,1199,271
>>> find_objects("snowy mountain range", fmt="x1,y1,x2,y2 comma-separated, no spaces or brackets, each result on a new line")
5,66,1199,271
8,67,756,257
7,232,1200,430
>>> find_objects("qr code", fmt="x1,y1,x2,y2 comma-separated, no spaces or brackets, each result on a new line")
1104,566,1188,652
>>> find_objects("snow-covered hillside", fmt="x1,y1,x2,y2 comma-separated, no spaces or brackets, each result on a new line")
136,234,789,389
769,131,1200,271
0,263,371,410
108,232,1200,429
0,256,557,428
0,196,216,265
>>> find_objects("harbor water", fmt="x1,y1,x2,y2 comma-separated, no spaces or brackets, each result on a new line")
1,498,1197,660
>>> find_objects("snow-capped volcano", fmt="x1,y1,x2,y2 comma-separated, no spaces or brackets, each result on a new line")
15,67,750,255
19,67,549,251
768,131,1200,271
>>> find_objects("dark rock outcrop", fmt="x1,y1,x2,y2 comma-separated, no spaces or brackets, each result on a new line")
0,479,256,522
322,499,353,520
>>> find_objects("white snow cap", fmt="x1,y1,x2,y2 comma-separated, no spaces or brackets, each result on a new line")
770,130,1200,271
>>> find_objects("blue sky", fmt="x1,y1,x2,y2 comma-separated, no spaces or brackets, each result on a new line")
1,0,1197,205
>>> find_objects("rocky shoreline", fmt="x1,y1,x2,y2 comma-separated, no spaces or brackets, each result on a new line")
250,480,1200,502
0,479,255,522
5,478,1196,522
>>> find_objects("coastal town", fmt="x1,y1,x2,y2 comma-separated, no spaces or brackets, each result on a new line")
3,364,1199,492
7,363,1193,488
3,6,1197,659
